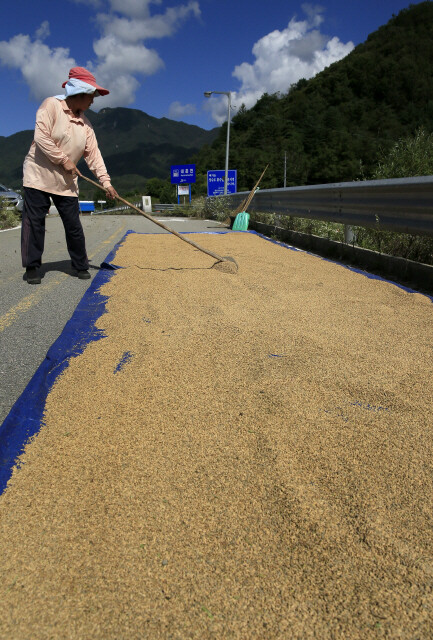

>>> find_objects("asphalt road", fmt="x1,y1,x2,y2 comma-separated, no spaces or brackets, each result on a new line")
0,213,226,425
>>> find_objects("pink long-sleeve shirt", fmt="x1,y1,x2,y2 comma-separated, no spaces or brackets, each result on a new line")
23,97,111,197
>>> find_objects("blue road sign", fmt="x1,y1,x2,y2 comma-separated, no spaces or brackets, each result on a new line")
171,164,196,184
207,170,237,196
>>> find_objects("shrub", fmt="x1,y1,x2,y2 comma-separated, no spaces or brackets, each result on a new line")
201,195,234,221
0,197,21,230
362,128,433,264
372,128,433,179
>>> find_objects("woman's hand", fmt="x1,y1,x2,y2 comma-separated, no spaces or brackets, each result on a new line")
63,159,78,176
105,185,119,200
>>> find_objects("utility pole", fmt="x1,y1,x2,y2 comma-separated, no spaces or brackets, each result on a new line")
204,91,232,195
284,151,287,188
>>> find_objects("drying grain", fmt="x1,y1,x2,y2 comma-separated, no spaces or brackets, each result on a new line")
0,232,432,639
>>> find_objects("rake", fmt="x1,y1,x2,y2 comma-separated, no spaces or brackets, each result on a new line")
77,172,238,273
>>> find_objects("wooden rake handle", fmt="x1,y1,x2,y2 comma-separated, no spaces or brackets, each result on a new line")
233,164,268,215
77,172,227,264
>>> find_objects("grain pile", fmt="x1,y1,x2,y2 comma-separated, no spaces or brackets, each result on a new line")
0,231,432,639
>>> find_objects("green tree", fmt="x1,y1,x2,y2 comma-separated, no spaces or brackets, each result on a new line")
357,127,433,264
373,127,433,178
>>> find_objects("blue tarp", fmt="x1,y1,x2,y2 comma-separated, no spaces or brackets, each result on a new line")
0,231,134,495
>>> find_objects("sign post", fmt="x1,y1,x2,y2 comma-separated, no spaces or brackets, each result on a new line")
171,164,196,205
177,184,191,204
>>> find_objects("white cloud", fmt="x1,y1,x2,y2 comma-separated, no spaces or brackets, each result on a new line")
92,36,163,76
35,21,50,41
89,0,200,105
207,4,354,124
107,0,162,19
0,0,200,110
0,34,75,102
89,36,164,106
168,101,197,120
96,2,200,43
301,2,325,28
92,74,140,108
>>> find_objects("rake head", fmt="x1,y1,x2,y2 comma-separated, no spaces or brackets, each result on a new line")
212,256,238,274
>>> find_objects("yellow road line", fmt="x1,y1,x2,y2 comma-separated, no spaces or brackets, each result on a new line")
0,223,128,333
88,222,128,259
0,277,64,332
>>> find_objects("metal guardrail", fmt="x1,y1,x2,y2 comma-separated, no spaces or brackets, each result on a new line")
221,176,433,237
91,202,189,215
91,202,141,214
153,203,192,212
152,204,176,212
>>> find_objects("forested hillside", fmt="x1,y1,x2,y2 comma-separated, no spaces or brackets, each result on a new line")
191,2,433,192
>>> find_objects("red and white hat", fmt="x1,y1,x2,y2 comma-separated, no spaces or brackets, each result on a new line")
62,67,109,96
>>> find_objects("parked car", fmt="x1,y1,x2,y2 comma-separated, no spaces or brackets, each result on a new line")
0,184,23,211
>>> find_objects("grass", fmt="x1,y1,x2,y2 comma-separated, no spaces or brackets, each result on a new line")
0,198,21,230
248,211,433,266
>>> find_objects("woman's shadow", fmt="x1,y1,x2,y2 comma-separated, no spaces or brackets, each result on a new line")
23,261,100,281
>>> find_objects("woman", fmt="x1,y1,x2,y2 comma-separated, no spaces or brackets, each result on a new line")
21,66,119,284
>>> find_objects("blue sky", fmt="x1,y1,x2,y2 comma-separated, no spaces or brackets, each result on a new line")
0,0,424,137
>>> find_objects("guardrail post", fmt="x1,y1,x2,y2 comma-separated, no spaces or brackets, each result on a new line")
344,225,354,244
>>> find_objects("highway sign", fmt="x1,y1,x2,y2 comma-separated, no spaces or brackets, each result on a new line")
171,164,196,184
207,170,237,196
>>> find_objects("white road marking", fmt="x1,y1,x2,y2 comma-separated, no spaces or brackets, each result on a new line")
0,225,21,233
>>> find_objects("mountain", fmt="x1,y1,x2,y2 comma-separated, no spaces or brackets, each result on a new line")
191,2,433,192
0,108,219,194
